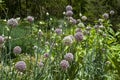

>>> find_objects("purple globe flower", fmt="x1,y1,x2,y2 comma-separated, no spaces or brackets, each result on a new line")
0,36,4,44
64,53,74,62
13,46,22,54
66,11,73,17
66,5,73,11
7,18,18,27
15,61,26,72
74,32,83,42
60,60,69,70
27,16,34,22
103,13,109,19
55,28,62,35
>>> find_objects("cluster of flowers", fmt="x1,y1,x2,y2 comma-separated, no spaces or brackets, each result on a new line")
60,53,74,70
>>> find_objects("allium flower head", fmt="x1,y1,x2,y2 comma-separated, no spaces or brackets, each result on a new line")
66,5,72,11
15,61,26,72
103,13,109,19
39,62,44,67
66,11,73,17
63,35,74,46
44,53,49,58
60,60,69,70
7,18,18,27
64,53,74,62
0,36,4,44
70,18,77,24
110,10,115,15
81,16,87,21
78,22,85,28
27,16,34,22
13,46,22,54
55,28,62,35
74,32,83,42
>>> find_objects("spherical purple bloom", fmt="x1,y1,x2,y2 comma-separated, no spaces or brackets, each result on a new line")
60,60,69,70
74,32,83,42
27,16,34,22
64,53,74,62
0,36,4,44
13,46,22,54
103,13,109,19
7,18,18,27
66,5,73,11
15,61,26,72
55,28,62,35
110,10,115,15
66,11,73,17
